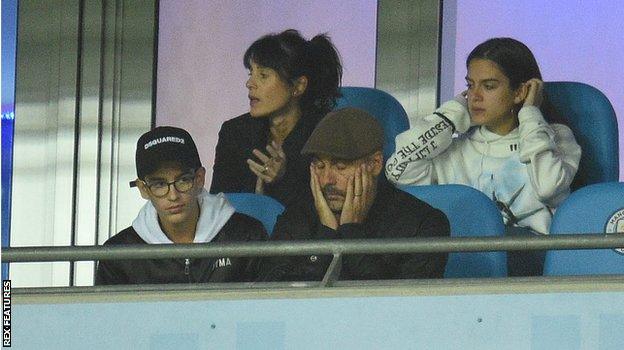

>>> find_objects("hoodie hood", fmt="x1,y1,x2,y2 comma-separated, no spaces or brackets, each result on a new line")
132,189,235,244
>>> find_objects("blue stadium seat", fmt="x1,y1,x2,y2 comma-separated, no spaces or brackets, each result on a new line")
335,86,410,160
400,184,507,277
544,82,619,190
224,193,284,235
544,182,624,275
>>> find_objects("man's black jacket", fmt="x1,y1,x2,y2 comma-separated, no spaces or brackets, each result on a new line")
95,213,267,285
259,180,450,281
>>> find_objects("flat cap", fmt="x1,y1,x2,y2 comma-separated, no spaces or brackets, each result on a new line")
301,107,384,160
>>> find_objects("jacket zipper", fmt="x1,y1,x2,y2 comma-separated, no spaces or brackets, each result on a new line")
184,258,191,282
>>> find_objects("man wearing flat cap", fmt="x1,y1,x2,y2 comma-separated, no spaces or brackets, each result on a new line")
260,108,450,281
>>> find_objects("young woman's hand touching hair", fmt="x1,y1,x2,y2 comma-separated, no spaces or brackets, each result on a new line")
523,78,544,108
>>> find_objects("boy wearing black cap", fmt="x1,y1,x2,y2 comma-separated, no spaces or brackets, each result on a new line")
261,108,450,281
95,126,267,285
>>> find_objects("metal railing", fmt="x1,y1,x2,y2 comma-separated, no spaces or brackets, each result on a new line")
4,234,624,290
3,234,624,263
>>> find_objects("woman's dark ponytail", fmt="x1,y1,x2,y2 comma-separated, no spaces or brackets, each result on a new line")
303,34,343,114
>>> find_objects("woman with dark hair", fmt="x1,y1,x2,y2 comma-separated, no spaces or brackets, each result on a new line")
386,38,581,276
210,29,342,205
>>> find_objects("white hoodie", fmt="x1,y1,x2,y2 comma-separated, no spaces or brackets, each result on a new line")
132,189,236,244
386,100,582,234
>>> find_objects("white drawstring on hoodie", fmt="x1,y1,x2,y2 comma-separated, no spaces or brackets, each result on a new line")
132,189,235,244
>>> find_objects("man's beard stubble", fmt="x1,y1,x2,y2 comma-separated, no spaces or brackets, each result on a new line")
322,184,345,214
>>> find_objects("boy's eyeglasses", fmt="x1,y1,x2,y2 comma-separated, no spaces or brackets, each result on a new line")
130,171,197,198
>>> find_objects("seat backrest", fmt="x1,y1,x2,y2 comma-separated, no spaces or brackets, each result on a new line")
544,82,619,190
400,184,507,277
224,193,285,235
335,86,409,160
544,182,624,276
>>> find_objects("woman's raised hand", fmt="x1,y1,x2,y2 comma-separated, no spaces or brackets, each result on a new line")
247,141,287,192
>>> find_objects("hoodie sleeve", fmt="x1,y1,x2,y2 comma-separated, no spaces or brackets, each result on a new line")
385,99,471,185
517,106,582,207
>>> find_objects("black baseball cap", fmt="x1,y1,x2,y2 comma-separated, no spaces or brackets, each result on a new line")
133,126,202,184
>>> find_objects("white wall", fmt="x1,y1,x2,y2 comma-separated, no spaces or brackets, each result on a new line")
156,0,378,185
442,0,624,179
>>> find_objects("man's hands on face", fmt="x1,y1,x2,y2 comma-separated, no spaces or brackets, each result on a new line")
310,163,375,231
310,165,338,230
340,163,374,225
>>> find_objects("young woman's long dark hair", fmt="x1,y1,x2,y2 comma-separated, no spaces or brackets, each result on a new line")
467,38,566,125
244,29,343,116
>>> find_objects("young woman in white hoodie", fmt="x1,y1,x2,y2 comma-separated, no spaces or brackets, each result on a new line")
386,38,582,276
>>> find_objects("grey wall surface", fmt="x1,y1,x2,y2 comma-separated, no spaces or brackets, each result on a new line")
376,0,441,123
10,0,157,287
